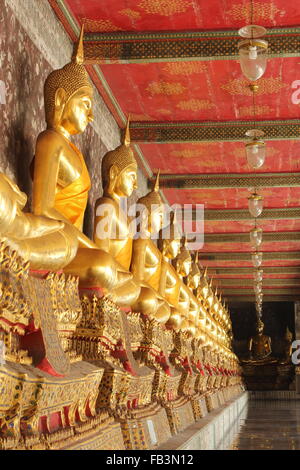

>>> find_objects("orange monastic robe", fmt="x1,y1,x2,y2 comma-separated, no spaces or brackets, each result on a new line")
54,142,91,231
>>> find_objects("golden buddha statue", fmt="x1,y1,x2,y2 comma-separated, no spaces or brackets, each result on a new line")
185,251,201,337
279,327,293,364
244,319,277,364
172,236,195,334
92,117,142,306
130,172,170,322
32,26,139,303
157,212,182,330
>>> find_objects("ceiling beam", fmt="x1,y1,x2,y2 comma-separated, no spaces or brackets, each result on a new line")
201,251,300,261
83,28,300,64
215,278,300,286
129,120,300,143
150,173,300,189
221,288,300,294
202,232,300,243
187,207,300,220
208,267,300,275
227,295,299,302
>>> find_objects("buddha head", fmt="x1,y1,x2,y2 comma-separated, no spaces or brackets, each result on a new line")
101,117,138,198
44,26,94,134
187,251,201,289
174,236,192,277
137,171,164,236
158,211,181,259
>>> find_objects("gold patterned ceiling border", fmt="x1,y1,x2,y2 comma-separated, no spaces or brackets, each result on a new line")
129,120,300,143
190,207,300,220
83,28,300,63
150,172,300,189
222,288,300,295
210,267,300,275
202,231,300,243
215,278,300,286
227,295,299,302
201,251,300,261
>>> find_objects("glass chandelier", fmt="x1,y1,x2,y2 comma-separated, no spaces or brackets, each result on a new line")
248,192,263,217
250,226,263,247
254,268,263,282
245,129,266,169
238,25,268,82
252,251,262,267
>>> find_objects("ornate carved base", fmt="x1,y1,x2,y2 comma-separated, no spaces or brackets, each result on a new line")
0,360,108,448
242,364,294,390
163,396,195,435
120,402,172,449
190,394,208,420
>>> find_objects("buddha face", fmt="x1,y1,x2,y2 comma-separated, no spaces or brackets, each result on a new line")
60,86,94,135
113,164,138,198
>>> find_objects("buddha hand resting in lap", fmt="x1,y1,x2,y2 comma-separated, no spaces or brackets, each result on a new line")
0,172,77,269
32,26,139,304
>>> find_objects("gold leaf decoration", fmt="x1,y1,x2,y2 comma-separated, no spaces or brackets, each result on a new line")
157,108,172,115
237,105,274,117
130,113,156,121
176,99,214,111
163,62,207,75
138,0,191,16
226,1,282,22
170,149,205,158
82,18,123,32
221,77,288,96
119,9,141,20
146,80,186,95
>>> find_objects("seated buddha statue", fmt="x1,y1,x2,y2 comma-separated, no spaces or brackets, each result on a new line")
185,251,201,337
172,237,194,333
243,319,277,365
32,27,139,303
157,212,182,330
279,327,293,365
130,172,170,323
92,118,143,306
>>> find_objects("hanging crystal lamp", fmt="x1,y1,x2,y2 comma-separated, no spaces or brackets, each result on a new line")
250,226,263,247
252,251,262,267
254,268,263,282
238,25,268,81
245,129,266,169
248,192,263,217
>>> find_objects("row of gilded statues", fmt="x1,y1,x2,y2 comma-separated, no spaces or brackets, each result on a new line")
0,26,233,361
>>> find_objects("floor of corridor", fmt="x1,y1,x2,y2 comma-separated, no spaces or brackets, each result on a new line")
231,400,300,450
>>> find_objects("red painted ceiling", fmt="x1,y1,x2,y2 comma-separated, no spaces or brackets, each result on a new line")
65,0,300,32
100,57,298,122
164,187,300,209
141,141,300,174
49,0,300,300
